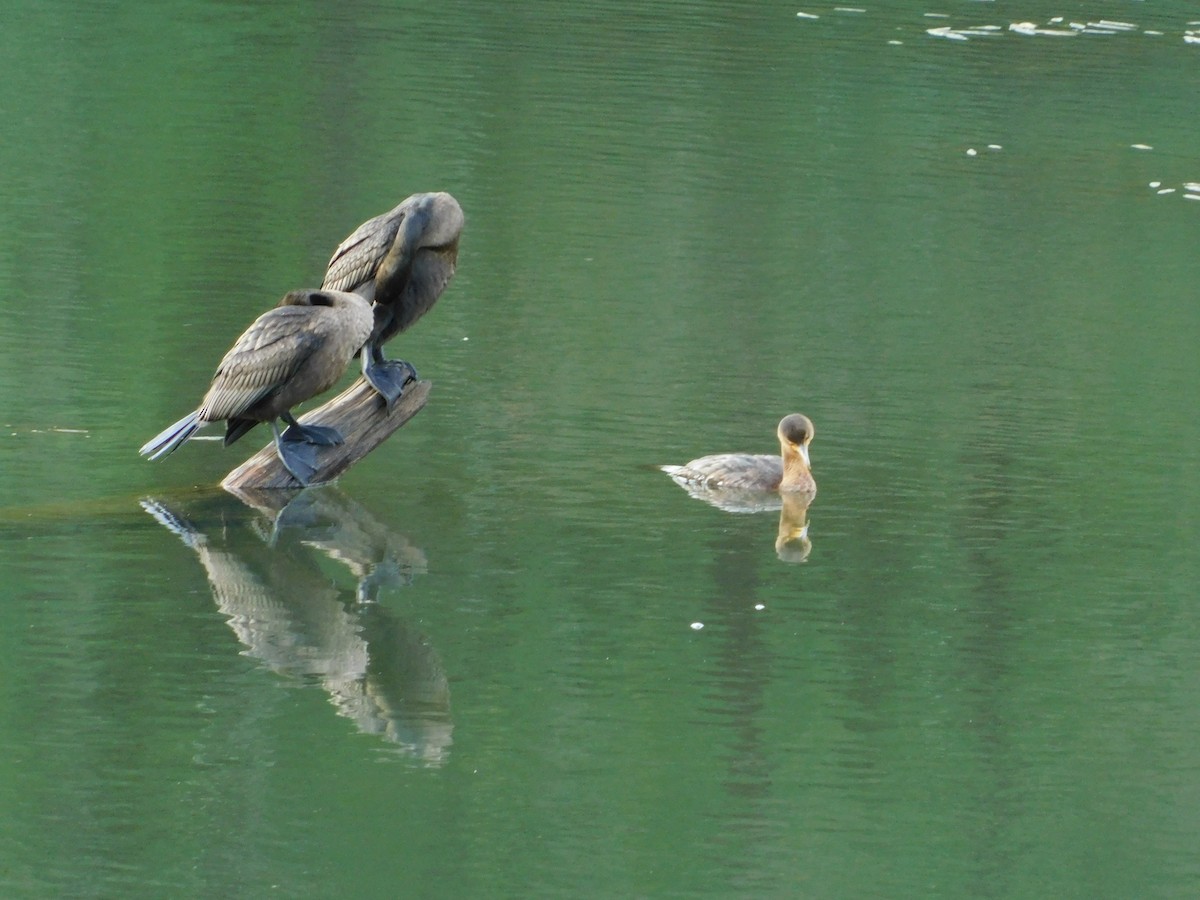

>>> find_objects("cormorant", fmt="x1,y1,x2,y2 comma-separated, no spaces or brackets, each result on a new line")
140,289,374,485
322,191,464,407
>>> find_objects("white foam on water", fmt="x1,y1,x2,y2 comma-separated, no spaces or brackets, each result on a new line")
928,26,969,41
1010,22,1076,36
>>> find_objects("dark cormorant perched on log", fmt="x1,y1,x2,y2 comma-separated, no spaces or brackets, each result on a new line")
140,289,374,485
321,191,464,407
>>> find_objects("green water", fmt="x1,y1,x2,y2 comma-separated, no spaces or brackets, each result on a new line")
2,2,1199,897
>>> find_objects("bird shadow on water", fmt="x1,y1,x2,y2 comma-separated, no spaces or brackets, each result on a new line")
140,485,452,766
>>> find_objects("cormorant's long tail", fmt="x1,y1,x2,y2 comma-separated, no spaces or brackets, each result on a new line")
139,410,203,460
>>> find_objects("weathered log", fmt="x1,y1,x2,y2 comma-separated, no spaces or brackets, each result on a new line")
221,378,431,490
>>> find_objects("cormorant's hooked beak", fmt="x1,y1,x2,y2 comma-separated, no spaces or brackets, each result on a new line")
798,443,811,469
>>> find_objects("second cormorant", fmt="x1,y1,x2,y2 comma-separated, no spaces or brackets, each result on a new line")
321,191,465,407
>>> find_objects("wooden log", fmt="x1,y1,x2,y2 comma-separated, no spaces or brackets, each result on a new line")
221,378,431,491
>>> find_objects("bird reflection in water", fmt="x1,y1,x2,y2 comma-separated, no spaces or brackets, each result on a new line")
140,487,452,764
667,479,815,563
774,492,813,563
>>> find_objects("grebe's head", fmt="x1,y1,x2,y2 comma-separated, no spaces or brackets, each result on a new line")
777,414,815,468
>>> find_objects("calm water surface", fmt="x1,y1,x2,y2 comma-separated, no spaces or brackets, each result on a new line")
2,2,1199,897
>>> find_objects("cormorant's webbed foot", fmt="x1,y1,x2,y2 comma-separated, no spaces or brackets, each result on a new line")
362,356,418,408
272,433,320,486
272,415,345,486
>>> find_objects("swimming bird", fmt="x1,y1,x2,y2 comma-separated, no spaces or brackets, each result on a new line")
322,191,464,407
661,414,817,495
139,289,374,486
